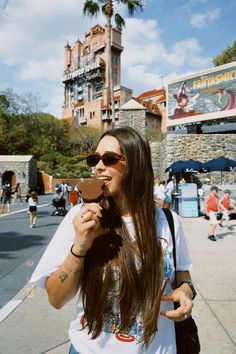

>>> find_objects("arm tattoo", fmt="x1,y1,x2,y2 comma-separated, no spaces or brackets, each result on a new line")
59,271,68,283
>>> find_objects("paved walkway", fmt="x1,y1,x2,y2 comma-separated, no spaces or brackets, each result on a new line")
0,214,236,354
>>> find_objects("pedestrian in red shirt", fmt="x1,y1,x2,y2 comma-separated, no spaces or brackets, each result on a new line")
68,186,79,208
205,185,220,241
219,189,236,230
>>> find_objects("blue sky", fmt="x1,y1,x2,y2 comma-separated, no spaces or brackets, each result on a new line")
0,0,235,117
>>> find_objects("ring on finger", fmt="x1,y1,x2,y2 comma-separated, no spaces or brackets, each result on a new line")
184,313,188,320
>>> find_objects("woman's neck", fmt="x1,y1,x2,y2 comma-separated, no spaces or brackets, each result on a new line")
113,194,131,217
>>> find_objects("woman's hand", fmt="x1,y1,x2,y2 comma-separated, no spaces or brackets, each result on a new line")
160,289,193,322
72,203,103,255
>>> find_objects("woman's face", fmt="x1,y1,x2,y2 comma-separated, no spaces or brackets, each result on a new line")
95,135,126,198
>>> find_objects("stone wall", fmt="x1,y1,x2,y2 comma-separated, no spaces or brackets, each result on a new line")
151,133,236,184
150,141,161,179
119,108,146,136
0,157,37,194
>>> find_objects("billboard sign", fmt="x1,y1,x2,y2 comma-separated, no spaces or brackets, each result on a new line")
167,61,236,126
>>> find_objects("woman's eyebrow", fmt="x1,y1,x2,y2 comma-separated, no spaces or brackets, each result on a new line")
95,150,120,154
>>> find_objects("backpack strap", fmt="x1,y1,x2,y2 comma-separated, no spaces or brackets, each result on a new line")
162,208,177,288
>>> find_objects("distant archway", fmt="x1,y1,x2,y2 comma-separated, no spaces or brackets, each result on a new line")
2,171,16,187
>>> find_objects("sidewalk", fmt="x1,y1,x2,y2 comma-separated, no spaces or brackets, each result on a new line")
0,215,236,354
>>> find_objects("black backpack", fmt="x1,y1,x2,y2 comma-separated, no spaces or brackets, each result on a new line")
4,185,11,197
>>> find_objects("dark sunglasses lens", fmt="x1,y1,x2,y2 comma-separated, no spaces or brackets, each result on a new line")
87,153,122,167
87,154,100,167
102,154,120,166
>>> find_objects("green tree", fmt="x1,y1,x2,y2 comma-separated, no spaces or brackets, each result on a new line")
83,0,143,127
70,126,101,154
0,88,47,115
213,40,236,66
0,95,10,112
0,111,69,157
145,128,163,143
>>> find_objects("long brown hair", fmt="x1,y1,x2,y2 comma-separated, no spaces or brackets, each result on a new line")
81,126,163,346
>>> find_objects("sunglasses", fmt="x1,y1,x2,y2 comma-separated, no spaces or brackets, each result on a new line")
87,152,125,167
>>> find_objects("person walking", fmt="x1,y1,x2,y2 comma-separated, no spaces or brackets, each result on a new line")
60,181,68,198
68,186,78,208
165,177,175,205
218,189,236,230
12,183,23,204
154,179,166,207
28,191,38,228
0,182,12,214
205,185,220,241
0,185,3,203
30,126,196,354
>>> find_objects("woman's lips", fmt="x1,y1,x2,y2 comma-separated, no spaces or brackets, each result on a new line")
97,176,112,187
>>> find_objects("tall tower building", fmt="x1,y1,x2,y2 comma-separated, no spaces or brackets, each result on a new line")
62,24,132,129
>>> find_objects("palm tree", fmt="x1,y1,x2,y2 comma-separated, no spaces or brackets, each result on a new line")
83,0,143,128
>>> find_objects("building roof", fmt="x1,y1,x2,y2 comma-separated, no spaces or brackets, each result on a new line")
156,94,166,103
134,97,162,116
120,98,145,110
136,89,165,100
0,155,34,162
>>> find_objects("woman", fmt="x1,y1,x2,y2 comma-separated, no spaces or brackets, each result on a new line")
28,191,38,228
13,183,23,204
30,126,195,353
68,185,79,208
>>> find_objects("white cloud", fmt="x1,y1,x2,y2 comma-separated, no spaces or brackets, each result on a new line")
124,18,159,43
0,0,218,116
0,0,98,65
46,84,64,118
122,19,166,68
19,58,62,81
127,65,162,90
121,18,212,95
122,19,211,71
166,38,211,67
190,8,220,28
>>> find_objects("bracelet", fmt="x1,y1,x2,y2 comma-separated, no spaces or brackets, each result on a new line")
178,280,197,300
70,244,86,258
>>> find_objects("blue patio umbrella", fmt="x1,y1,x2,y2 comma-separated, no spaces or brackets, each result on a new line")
201,156,236,172
165,159,204,173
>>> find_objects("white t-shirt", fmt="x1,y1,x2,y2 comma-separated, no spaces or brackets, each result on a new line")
154,184,166,200
166,181,174,199
28,197,38,207
30,205,191,354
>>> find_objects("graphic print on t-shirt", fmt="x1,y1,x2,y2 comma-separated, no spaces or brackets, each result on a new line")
80,235,174,344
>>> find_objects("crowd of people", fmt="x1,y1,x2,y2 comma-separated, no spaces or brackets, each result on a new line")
154,176,236,242
0,182,40,228
53,182,82,209
205,185,236,241
153,177,175,208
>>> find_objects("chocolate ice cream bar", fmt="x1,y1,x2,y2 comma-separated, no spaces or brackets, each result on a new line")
77,178,104,203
